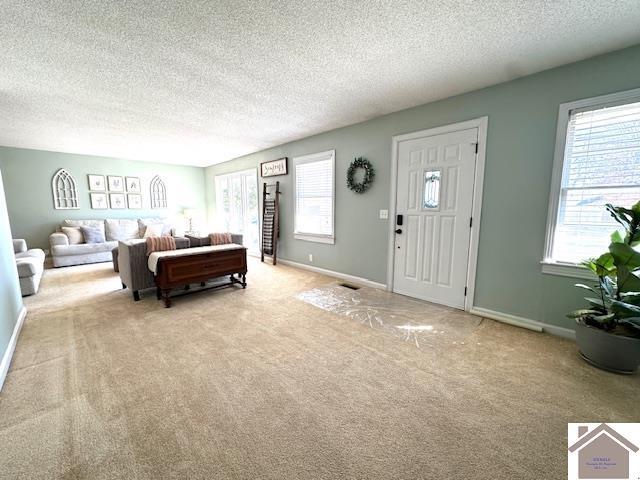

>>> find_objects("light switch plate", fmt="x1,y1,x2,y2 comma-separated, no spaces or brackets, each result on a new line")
379,209,389,219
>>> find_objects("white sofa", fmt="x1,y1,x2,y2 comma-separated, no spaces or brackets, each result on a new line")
50,218,182,267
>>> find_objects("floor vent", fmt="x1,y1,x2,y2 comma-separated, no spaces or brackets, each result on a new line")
338,283,360,290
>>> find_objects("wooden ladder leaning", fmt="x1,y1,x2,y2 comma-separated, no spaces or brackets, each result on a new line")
261,181,280,265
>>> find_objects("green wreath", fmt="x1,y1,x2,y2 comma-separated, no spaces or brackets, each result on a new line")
347,157,375,193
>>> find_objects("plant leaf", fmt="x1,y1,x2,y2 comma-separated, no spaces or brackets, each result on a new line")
609,243,640,293
611,299,640,318
601,276,616,296
606,203,633,230
567,309,599,319
591,313,616,323
621,292,640,306
611,230,624,244
593,252,616,277
610,242,640,269
620,317,640,330
574,283,597,294
585,297,608,311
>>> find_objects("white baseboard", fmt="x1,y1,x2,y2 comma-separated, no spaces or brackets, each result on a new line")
470,306,575,340
276,258,387,290
0,306,27,392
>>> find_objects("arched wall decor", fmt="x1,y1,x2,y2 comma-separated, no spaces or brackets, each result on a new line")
52,168,79,209
150,175,167,209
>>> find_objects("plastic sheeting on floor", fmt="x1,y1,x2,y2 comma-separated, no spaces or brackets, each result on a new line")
296,284,482,349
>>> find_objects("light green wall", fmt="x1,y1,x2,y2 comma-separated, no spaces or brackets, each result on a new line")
0,147,207,250
0,169,24,372
206,43,640,329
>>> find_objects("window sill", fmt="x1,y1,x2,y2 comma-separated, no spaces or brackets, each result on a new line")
294,233,335,244
540,261,596,280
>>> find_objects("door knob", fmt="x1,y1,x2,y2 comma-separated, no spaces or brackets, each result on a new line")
395,229,402,234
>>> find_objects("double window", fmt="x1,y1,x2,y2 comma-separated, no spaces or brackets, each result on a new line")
543,89,640,276
293,150,335,244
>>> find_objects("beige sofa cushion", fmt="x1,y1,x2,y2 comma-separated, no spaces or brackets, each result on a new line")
138,217,175,237
61,226,84,244
51,241,118,257
105,218,140,241
143,223,165,238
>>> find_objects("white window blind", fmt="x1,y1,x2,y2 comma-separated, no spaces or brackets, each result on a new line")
551,99,640,264
294,150,335,242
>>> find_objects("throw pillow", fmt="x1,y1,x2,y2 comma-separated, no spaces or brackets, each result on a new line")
80,225,106,244
209,232,233,245
105,219,140,241
146,236,177,255
61,226,84,245
143,223,165,238
138,218,173,237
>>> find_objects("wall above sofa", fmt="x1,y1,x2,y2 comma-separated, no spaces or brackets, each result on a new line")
0,147,207,250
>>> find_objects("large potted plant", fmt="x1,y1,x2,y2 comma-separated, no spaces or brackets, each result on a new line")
568,201,640,374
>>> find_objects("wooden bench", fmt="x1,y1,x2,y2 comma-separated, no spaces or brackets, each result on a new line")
150,245,247,307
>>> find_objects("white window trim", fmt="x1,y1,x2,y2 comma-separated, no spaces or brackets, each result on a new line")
293,149,335,244
542,87,640,278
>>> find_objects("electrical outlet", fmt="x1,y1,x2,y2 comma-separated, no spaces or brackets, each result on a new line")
379,209,388,219
308,254,313,262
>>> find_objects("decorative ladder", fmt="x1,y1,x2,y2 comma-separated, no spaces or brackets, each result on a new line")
261,181,280,265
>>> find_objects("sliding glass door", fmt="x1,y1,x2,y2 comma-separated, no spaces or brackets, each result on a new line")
214,169,259,256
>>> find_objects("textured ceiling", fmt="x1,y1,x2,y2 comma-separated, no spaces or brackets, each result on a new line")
2,1,640,167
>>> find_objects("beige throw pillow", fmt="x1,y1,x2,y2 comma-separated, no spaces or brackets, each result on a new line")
61,226,84,245
143,223,165,238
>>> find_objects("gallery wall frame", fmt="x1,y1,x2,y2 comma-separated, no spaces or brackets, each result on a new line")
110,193,126,209
88,174,106,191
90,192,108,209
127,194,142,209
126,176,141,193
108,175,124,192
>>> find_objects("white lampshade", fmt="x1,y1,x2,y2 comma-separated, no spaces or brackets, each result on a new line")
183,208,196,219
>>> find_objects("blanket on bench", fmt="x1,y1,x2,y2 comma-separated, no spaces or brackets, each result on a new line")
147,244,244,274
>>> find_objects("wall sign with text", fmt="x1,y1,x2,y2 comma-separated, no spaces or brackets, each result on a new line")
261,158,288,177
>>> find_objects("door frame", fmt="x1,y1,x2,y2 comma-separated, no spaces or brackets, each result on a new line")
386,116,488,311
213,167,260,257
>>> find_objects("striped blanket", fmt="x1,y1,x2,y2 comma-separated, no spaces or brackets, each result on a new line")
209,232,233,245
146,235,177,256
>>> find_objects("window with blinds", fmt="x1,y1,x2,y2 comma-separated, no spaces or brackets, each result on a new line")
294,150,335,243
550,98,640,264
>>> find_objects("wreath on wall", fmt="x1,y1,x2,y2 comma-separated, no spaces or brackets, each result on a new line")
347,157,375,193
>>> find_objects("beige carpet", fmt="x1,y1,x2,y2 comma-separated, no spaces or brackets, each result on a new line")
0,258,638,479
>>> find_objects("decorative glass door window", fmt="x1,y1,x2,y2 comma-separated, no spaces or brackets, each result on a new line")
423,170,441,209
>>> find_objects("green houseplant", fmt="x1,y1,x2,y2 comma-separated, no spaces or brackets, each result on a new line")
568,200,640,374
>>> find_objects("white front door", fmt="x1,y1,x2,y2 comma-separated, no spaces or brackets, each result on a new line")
392,128,478,309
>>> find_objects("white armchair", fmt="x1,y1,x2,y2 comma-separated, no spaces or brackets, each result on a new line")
13,238,45,296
